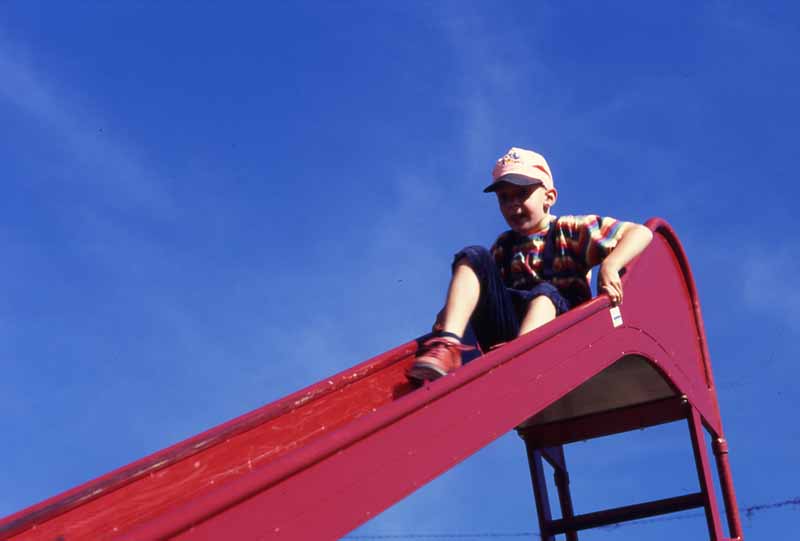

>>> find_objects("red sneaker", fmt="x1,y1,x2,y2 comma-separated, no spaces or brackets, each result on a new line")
407,338,474,382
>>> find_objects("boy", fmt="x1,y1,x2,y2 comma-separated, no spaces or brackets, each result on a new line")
407,147,653,382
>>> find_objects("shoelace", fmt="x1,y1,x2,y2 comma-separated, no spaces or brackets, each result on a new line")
419,337,475,358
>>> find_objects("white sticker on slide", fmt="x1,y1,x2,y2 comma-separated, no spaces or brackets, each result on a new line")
610,306,623,328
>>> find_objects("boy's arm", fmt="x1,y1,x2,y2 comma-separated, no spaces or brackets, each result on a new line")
598,222,653,305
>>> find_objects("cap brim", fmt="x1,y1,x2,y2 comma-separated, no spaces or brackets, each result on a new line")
483,174,544,193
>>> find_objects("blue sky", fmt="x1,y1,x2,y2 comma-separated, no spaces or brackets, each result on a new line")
1,2,798,539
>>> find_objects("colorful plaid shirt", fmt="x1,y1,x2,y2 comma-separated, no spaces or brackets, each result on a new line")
490,215,626,306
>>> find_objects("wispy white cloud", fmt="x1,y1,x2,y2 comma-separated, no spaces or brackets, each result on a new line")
0,37,173,216
435,6,556,174
429,3,699,228
742,244,800,332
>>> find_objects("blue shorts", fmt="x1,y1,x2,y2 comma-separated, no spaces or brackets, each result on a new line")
453,245,573,354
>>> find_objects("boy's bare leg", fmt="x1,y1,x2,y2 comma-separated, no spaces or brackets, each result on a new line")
408,261,479,381
440,260,480,339
518,296,556,336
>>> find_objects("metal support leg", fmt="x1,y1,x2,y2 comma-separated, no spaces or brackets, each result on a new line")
550,446,578,541
524,441,555,541
688,407,725,540
712,437,744,540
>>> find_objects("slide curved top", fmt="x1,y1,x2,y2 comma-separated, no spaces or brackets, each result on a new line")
1,218,726,541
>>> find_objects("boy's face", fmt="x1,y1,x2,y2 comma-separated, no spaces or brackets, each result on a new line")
494,181,557,234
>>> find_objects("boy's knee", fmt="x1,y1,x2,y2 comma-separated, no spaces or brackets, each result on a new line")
530,294,555,307
527,284,571,316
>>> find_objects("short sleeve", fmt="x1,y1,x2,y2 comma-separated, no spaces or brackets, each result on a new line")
561,215,625,268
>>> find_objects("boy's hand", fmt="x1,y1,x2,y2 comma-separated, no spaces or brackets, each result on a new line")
597,222,653,306
599,262,623,305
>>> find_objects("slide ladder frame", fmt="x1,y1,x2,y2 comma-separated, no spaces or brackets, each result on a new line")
518,396,743,539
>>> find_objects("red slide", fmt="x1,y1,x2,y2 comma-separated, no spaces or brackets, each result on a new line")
0,219,744,541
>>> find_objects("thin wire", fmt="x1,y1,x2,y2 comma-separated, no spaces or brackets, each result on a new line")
344,534,538,539
342,496,799,539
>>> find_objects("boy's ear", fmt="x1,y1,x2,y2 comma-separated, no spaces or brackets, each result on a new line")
544,188,558,211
